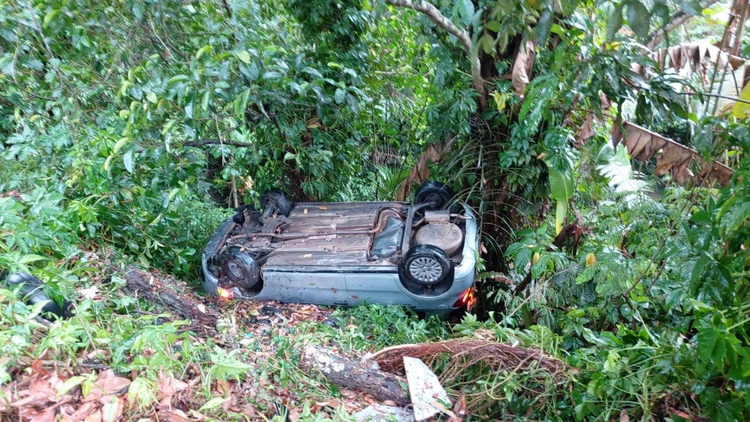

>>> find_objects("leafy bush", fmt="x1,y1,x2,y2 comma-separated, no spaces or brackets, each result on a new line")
499,118,750,420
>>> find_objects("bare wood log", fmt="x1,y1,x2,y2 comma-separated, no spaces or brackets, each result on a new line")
300,345,409,406
121,265,220,330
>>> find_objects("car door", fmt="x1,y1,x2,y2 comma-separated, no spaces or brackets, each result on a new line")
346,272,421,309
260,269,350,306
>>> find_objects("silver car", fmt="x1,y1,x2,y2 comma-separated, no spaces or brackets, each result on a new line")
201,182,478,315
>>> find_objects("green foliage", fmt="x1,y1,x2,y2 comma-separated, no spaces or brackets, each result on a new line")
604,0,708,42
0,289,51,381
286,0,371,59
501,114,750,420
336,304,449,349
596,143,649,194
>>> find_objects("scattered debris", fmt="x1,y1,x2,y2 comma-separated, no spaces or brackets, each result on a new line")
120,265,336,336
404,357,450,422
371,339,569,384
354,404,415,422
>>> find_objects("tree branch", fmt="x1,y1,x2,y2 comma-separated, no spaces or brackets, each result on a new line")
645,0,722,50
385,0,487,108
385,0,471,53
222,0,233,18
183,139,252,148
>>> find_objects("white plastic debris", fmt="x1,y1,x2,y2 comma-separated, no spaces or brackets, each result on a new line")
404,357,451,422
353,404,414,422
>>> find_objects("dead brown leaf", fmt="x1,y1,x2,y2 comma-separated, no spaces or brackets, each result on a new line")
577,114,595,145
214,378,230,396
65,401,98,421
643,41,749,115
157,409,194,421
94,370,131,396
30,360,50,378
621,121,733,186
156,372,191,408
29,407,56,422
511,39,536,96
395,142,449,201
84,410,102,422
611,123,623,149
619,408,630,422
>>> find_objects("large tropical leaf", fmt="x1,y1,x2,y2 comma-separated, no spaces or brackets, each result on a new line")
613,121,734,186
596,144,649,193
731,83,750,119
542,153,575,235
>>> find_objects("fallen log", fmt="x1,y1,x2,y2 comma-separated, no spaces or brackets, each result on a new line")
371,339,569,383
121,265,220,330
300,345,409,406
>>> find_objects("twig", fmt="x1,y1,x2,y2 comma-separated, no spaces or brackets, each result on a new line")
631,85,750,106
183,139,252,148
384,0,487,108
78,362,111,370
645,0,721,49
155,13,191,64
222,0,233,18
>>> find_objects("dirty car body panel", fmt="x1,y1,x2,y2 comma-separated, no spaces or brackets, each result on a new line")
201,196,477,316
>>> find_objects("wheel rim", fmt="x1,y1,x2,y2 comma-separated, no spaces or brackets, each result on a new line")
409,256,443,283
424,192,444,208
227,261,245,280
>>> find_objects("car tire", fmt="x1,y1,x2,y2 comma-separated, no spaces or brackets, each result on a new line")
413,181,454,211
399,244,452,286
220,248,261,292
260,189,294,217
1,272,71,318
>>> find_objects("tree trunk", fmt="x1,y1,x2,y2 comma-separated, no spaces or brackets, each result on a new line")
121,265,220,331
300,345,410,406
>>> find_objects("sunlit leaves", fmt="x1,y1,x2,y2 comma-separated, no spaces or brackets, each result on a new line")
596,143,648,194
731,83,750,119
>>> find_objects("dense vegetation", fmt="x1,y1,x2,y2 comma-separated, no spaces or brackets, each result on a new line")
1,0,749,420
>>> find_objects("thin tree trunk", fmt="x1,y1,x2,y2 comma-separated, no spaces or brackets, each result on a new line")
121,265,220,331
300,345,410,406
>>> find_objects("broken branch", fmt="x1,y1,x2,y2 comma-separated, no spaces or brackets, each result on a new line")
300,345,410,406
121,265,220,332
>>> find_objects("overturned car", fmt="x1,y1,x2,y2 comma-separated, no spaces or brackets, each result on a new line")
201,182,478,315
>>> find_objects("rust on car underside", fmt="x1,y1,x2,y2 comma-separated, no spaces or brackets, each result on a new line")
223,201,408,268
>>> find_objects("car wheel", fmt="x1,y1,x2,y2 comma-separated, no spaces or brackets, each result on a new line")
219,248,261,292
260,189,294,217
399,244,451,286
413,181,454,211
1,272,71,319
